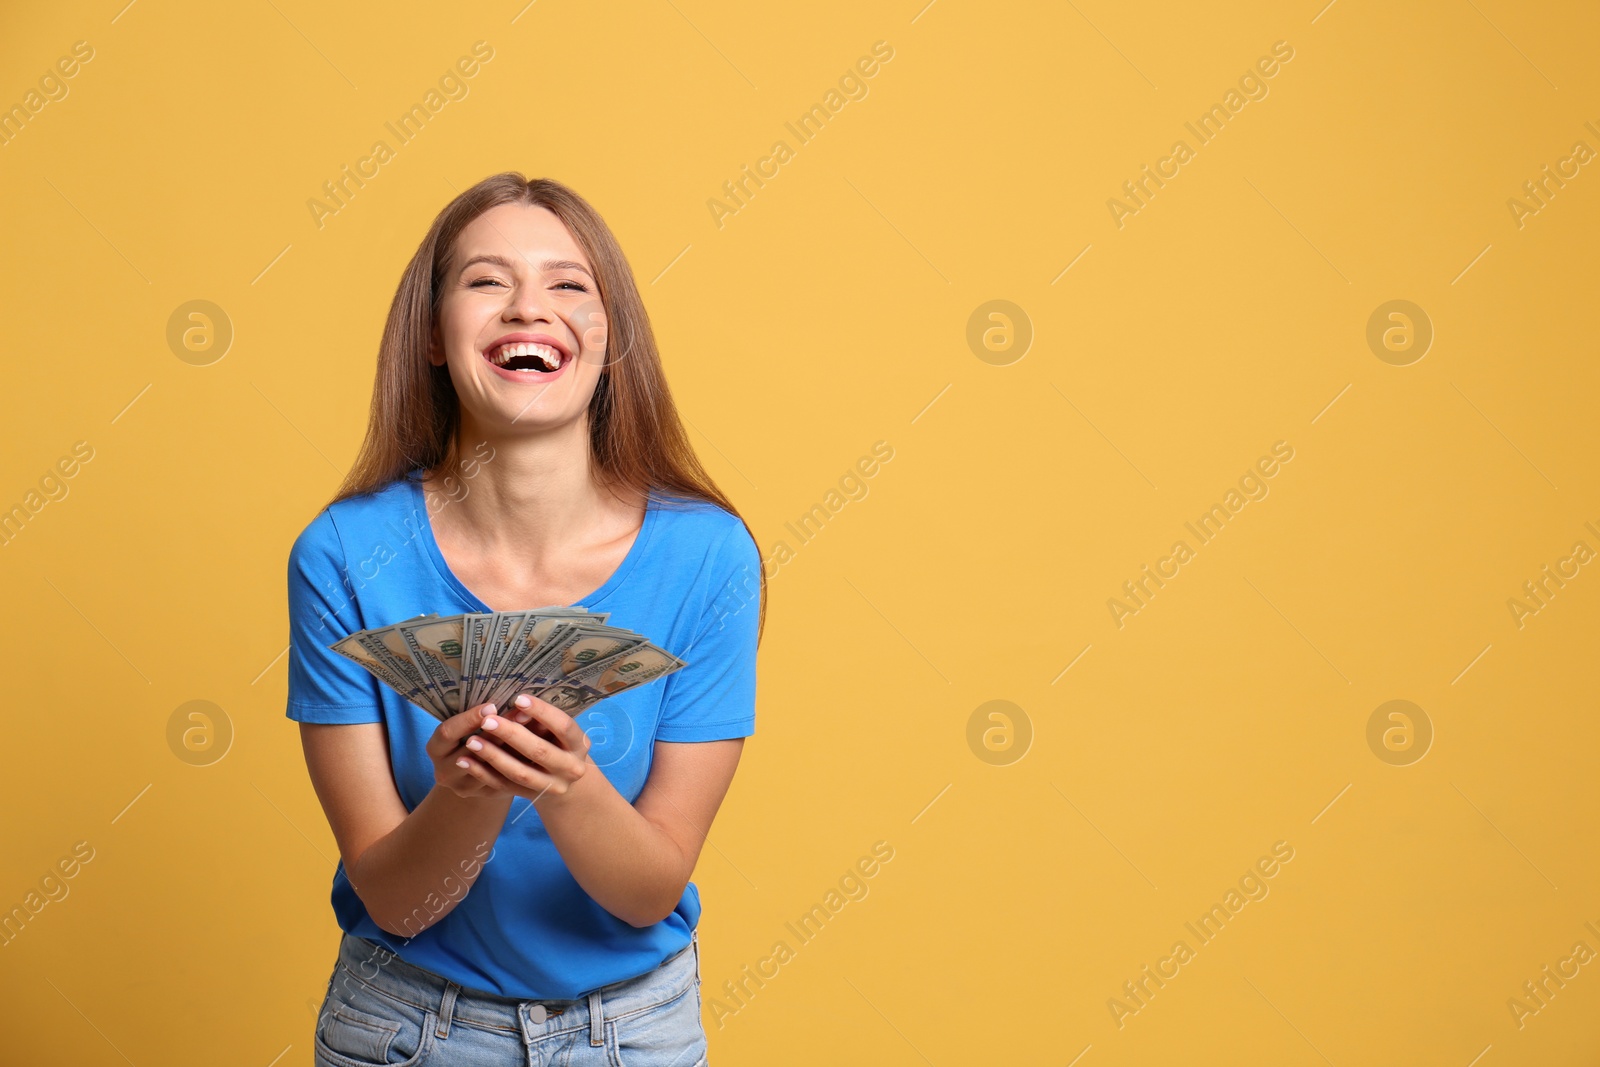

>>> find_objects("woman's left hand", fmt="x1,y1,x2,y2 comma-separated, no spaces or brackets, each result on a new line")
457,693,592,804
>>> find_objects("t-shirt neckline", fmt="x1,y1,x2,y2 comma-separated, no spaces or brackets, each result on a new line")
405,469,658,612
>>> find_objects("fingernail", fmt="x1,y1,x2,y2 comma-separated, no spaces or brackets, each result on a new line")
483,717,498,730
456,758,470,769
466,738,483,751
484,704,497,716
515,694,532,707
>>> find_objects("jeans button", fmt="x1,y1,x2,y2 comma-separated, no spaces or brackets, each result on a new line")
528,1004,547,1024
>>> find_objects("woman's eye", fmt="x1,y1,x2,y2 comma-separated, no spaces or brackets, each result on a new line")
469,278,586,291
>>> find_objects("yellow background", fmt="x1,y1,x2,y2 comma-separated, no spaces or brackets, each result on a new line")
2,0,1597,1063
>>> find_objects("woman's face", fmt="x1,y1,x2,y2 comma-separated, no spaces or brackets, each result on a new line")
430,202,608,434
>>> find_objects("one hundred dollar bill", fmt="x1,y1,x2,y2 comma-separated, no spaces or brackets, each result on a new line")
329,607,678,722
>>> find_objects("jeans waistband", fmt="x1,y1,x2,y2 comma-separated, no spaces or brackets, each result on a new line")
331,930,700,1043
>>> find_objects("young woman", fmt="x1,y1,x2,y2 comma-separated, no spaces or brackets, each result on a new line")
286,172,764,1066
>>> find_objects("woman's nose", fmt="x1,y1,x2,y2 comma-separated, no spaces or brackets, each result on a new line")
505,284,552,322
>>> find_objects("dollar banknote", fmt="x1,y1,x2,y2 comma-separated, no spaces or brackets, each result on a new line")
329,607,684,722
534,644,689,714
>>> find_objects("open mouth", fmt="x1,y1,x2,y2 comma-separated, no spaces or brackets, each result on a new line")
483,340,570,375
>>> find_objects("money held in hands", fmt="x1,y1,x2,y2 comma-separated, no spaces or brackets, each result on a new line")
329,607,688,722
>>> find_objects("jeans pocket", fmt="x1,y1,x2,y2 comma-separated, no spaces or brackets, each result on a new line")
316,1003,400,1065
315,968,435,1067
606,985,708,1067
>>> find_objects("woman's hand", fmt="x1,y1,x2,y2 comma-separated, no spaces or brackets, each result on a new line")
444,693,593,805
426,701,513,799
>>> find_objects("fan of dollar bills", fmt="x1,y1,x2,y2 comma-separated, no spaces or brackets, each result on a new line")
329,607,687,722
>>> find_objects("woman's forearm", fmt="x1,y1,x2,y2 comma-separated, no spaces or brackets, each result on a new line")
346,786,514,938
535,763,689,928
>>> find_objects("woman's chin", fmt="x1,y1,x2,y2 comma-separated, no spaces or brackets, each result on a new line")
466,400,585,432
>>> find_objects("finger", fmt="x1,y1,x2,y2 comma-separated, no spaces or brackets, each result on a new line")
428,702,497,757
479,715,586,777
446,753,482,792
453,753,507,794
516,696,587,753
469,732,561,792
505,695,562,749
444,767,486,798
506,694,549,733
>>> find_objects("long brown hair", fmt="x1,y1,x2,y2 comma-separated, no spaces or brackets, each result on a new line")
329,172,765,641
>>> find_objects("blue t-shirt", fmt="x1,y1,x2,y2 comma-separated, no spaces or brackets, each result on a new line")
284,469,761,1000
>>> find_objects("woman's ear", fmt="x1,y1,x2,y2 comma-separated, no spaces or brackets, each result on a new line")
427,324,444,366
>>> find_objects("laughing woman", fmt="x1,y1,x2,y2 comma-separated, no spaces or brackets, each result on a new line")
285,173,764,1067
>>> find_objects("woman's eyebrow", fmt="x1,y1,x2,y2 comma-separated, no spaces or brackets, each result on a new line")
456,253,594,279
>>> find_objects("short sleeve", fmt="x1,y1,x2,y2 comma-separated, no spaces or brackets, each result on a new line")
286,510,383,724
654,523,761,742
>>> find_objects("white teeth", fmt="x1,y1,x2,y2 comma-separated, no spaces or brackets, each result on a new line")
490,342,562,370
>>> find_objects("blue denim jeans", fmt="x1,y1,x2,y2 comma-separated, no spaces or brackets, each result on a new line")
313,930,708,1066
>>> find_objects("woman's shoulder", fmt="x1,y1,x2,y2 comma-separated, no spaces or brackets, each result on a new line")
648,491,758,565
288,473,418,564
651,491,745,534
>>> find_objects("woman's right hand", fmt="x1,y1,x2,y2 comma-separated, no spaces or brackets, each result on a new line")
426,702,506,799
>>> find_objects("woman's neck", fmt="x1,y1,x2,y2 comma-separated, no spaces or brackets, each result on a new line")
428,413,639,565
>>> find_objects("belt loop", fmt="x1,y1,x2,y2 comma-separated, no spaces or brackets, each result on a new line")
588,990,604,1046
435,980,460,1039
692,929,701,986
